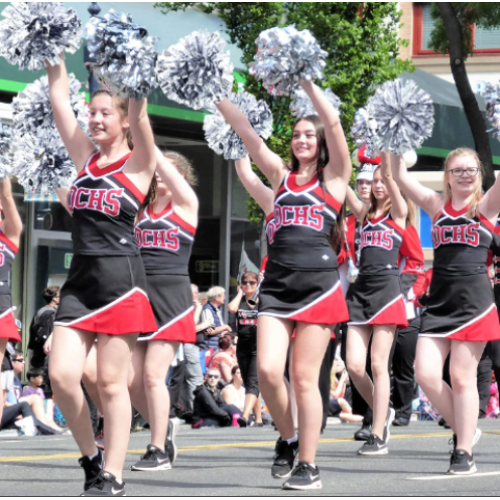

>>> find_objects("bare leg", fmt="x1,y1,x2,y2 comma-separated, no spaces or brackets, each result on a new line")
288,340,298,430
82,345,103,416
346,325,373,408
257,316,294,440
49,326,95,457
292,322,332,464
18,394,61,430
415,337,455,431
253,395,262,424
370,325,396,439
242,393,257,421
96,333,138,481
0,339,6,425
450,341,486,454
128,341,149,421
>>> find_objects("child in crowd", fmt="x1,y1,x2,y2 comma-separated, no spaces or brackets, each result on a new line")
22,368,46,399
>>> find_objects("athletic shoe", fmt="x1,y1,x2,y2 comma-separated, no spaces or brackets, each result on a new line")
79,449,104,491
392,416,409,427
131,444,172,471
282,462,322,490
448,449,477,475
271,437,299,479
382,408,396,444
81,470,126,496
357,434,388,456
237,416,248,427
449,428,482,453
165,418,179,465
354,424,372,441
95,417,104,450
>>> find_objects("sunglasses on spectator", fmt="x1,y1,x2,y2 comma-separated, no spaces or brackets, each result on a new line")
242,281,257,286
13,358,25,363
207,374,220,379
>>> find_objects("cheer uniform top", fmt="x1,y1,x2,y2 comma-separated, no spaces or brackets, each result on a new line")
0,229,21,342
55,152,157,335
135,202,196,342
259,171,349,325
347,211,408,328
420,201,500,341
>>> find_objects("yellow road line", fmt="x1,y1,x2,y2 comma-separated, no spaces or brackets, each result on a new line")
0,430,488,463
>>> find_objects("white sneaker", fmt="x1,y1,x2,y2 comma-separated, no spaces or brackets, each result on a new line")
472,428,482,448
14,416,38,436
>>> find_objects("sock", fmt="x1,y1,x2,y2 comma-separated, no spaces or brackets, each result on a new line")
88,449,99,460
286,434,298,445
307,463,317,469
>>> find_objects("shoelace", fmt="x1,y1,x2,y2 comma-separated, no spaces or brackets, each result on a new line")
366,434,376,446
141,449,158,461
292,463,310,478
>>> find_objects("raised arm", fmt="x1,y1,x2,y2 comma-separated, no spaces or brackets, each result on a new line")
47,59,96,171
0,178,22,245
227,288,244,315
390,154,443,219
299,80,352,189
346,186,368,222
56,187,70,214
216,99,287,191
379,152,407,227
480,170,500,222
235,156,274,216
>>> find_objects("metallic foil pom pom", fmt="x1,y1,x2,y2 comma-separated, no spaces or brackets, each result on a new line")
484,82,500,141
0,123,13,179
290,87,341,118
350,108,379,158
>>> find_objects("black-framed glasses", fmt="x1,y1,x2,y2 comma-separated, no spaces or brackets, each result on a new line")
207,374,220,379
447,167,479,177
242,281,257,286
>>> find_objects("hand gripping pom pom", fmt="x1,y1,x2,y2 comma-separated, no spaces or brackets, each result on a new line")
0,123,13,180
203,92,273,160
0,2,82,71
350,108,379,158
250,25,327,96
11,133,76,195
484,82,500,141
12,74,89,139
85,9,158,100
366,79,434,155
156,31,234,111
290,87,341,118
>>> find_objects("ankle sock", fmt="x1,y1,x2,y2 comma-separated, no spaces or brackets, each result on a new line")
286,434,298,445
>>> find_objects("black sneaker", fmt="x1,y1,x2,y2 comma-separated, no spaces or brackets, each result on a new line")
449,428,482,454
448,449,477,475
282,462,322,491
271,437,299,479
81,470,125,496
357,434,388,456
131,444,171,471
237,416,248,427
354,424,372,441
382,408,395,444
165,418,179,465
79,449,104,491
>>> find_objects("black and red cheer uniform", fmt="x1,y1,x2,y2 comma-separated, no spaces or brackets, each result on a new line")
0,229,20,342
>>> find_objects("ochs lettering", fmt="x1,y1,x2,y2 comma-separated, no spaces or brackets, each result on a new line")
135,227,180,252
432,223,480,248
68,187,124,217
274,203,325,232
0,244,5,266
361,230,394,250
266,219,276,245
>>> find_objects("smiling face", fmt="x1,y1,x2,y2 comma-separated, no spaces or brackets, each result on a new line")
445,154,481,199
291,119,319,165
371,168,389,204
88,93,129,146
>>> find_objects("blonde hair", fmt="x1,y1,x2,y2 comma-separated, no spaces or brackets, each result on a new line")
163,151,198,186
443,148,482,219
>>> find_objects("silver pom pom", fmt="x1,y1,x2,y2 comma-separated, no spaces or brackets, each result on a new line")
11,133,76,195
0,2,82,71
0,123,13,180
203,92,273,160
367,79,434,155
290,87,341,118
85,9,158,100
12,74,88,139
250,25,327,96
347,257,359,284
350,108,379,158
484,82,500,141
156,31,234,111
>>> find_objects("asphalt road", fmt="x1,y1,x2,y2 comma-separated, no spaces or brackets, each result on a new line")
1,420,500,496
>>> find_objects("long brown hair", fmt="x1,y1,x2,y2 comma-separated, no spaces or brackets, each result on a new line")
91,90,133,150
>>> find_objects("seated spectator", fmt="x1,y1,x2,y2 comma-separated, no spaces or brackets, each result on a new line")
200,287,232,350
208,335,238,383
23,368,46,398
192,368,242,428
222,366,246,413
329,359,363,424
487,373,499,418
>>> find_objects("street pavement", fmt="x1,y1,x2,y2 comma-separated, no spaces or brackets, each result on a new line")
1,419,500,496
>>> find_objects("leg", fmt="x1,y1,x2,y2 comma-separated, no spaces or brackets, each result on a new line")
183,343,203,412
291,322,332,464
346,325,373,408
49,326,96,457
257,316,294,440
96,333,138,481
128,341,149,421
237,342,260,421
253,396,263,424
82,345,103,416
370,325,396,439
415,336,455,432
476,353,492,419
450,341,486,454
319,337,337,431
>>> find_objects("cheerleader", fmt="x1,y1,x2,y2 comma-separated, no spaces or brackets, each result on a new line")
0,177,23,427
391,148,500,474
128,150,198,471
345,151,408,456
46,58,157,496
215,80,351,490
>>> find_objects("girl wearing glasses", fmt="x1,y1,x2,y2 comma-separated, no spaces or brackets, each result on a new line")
391,148,500,475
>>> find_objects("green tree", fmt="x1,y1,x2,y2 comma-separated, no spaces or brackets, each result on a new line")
428,2,500,189
156,2,413,225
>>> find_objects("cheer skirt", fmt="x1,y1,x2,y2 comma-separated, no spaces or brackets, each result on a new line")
420,271,500,342
139,273,195,342
346,274,408,329
55,255,157,336
258,260,349,326
0,294,21,342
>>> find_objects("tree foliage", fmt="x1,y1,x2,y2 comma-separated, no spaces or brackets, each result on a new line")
156,2,413,225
